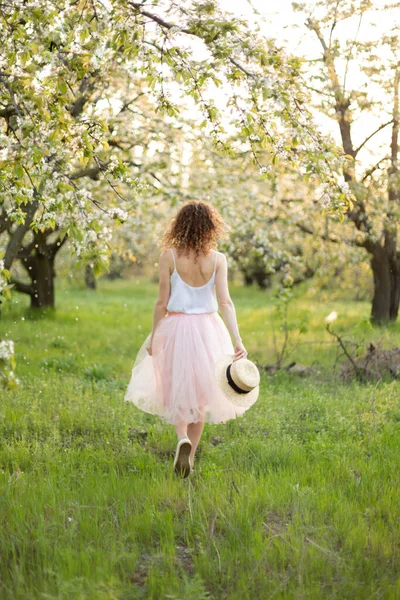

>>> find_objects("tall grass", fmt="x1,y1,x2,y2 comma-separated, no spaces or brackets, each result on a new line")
0,278,399,599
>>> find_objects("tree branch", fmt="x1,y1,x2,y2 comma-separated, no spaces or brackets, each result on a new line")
343,11,363,96
10,279,33,296
295,221,367,249
69,73,98,117
361,156,390,182
128,2,192,34
296,221,343,244
0,106,16,119
4,200,38,270
70,165,105,180
354,119,394,156
48,234,68,258
306,17,355,159
128,2,258,79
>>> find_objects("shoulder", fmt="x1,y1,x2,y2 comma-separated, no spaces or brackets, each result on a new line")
215,250,227,269
159,249,173,270
159,249,172,262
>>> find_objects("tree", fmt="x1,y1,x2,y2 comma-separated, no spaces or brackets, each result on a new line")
292,0,400,323
0,0,134,307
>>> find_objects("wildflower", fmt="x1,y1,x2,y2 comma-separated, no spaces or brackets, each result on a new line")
325,311,338,323
0,340,14,361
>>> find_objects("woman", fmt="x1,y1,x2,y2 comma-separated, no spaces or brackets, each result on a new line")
125,201,257,477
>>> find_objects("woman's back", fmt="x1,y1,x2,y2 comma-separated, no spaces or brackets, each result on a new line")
167,248,219,314
171,248,218,287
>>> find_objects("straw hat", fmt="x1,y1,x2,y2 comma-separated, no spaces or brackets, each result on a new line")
215,354,260,408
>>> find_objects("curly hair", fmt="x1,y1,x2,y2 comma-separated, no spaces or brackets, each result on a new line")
160,201,230,261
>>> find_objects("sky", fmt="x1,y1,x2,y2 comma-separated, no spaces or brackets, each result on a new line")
218,0,399,55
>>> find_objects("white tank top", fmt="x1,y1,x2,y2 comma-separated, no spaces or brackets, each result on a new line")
166,248,219,314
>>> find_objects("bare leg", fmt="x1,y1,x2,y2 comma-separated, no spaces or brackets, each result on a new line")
187,421,205,467
174,421,188,440
173,421,192,477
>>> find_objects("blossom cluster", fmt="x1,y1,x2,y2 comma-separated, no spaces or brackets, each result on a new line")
0,340,14,362
0,339,18,389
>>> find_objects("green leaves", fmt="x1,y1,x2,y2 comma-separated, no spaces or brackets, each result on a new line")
0,0,356,300
13,163,24,179
57,78,68,95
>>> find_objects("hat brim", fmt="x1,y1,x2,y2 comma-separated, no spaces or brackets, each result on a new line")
214,353,260,408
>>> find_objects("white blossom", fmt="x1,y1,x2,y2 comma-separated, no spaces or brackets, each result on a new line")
0,341,14,361
85,230,98,244
325,311,338,323
110,208,128,221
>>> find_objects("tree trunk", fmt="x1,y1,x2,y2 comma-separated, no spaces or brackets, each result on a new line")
386,69,400,322
243,272,253,286
84,264,97,289
24,252,55,308
253,268,272,290
370,245,400,323
12,230,67,309
389,254,400,320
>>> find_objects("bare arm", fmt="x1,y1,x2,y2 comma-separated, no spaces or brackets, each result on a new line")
215,253,248,361
148,251,171,353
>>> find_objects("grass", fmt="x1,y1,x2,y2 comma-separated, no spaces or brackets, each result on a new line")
1,277,400,599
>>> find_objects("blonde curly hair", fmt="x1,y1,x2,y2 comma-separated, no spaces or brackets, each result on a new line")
160,201,229,261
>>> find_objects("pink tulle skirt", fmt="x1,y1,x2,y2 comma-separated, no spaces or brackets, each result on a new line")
124,311,249,425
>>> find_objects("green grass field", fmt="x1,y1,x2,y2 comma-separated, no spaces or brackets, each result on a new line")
1,278,400,599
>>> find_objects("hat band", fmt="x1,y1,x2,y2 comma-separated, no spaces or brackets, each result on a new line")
226,364,251,395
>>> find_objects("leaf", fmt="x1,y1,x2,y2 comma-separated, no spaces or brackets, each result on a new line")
79,27,90,43
3,287,12,300
14,163,24,179
32,147,43,164
20,50,31,66
57,78,68,94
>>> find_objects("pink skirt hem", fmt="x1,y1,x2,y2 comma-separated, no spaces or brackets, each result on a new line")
124,312,250,425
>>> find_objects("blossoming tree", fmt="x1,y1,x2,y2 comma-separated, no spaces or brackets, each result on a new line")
292,0,400,323
0,0,352,301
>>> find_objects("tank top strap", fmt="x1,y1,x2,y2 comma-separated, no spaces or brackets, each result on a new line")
213,250,219,275
170,248,176,271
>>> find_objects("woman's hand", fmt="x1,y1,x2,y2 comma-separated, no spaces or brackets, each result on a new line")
146,338,153,356
233,340,247,361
